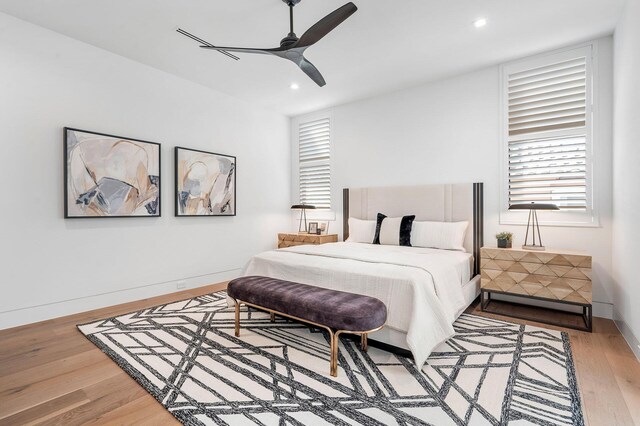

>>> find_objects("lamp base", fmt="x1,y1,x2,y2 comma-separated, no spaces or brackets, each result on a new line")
522,244,546,251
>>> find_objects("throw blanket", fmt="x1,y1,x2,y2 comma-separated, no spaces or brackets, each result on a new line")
242,242,467,368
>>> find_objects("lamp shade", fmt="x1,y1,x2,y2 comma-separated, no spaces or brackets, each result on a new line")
509,202,559,211
291,204,316,210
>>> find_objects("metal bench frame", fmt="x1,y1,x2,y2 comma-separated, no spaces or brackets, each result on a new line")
233,299,384,377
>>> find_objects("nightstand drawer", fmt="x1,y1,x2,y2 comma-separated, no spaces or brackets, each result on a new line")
277,233,338,249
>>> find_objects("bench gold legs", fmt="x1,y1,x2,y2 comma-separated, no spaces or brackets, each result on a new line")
233,299,381,377
234,300,240,337
329,330,337,376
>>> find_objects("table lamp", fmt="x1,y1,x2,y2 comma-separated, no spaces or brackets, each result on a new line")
508,202,559,251
291,204,316,233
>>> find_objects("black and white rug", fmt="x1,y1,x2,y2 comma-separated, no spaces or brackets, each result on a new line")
78,291,584,425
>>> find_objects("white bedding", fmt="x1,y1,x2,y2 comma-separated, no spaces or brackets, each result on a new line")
242,242,470,368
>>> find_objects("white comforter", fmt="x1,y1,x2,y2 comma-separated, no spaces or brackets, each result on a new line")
242,242,468,368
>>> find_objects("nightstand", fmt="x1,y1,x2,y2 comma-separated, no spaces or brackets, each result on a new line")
480,247,592,332
277,233,338,249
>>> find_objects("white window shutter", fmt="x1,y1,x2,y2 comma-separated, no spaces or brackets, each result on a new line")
505,48,591,211
298,117,331,209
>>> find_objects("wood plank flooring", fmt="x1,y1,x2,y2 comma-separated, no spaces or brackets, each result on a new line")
1,283,638,425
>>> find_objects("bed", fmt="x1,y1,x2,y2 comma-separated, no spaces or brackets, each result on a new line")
242,183,484,368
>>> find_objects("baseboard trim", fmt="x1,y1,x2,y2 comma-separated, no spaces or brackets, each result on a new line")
592,301,614,319
614,318,640,361
0,269,241,330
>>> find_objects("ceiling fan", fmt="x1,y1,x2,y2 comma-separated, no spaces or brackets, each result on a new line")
177,0,358,87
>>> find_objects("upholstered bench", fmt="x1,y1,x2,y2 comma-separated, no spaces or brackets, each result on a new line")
227,276,387,377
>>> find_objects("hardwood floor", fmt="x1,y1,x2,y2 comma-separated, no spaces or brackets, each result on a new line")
0,283,227,426
1,284,638,425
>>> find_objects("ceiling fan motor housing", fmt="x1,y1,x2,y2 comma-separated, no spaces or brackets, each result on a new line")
280,34,299,48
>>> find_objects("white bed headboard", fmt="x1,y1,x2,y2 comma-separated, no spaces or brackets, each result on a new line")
343,183,484,275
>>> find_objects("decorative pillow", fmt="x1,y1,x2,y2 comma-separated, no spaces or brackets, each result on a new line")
346,217,377,243
373,213,415,246
372,213,386,244
410,221,469,251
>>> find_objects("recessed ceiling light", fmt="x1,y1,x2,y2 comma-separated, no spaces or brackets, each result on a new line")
473,18,487,28
290,83,300,90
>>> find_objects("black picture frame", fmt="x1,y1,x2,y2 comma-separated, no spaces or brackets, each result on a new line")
174,146,237,217
308,222,319,234
64,127,161,219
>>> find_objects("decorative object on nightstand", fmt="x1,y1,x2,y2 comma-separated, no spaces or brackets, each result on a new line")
319,222,328,235
480,246,592,331
291,204,316,233
308,222,319,234
508,202,559,251
495,232,513,249
278,233,338,249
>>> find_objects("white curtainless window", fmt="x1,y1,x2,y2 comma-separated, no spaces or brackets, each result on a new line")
298,116,331,209
501,44,598,225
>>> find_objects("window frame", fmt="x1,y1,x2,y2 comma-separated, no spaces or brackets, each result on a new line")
499,42,600,227
292,110,333,211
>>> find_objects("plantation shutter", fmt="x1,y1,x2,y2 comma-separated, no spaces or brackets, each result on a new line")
299,117,331,209
506,49,591,210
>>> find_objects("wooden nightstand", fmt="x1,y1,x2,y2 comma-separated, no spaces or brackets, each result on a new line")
277,233,338,249
480,247,592,331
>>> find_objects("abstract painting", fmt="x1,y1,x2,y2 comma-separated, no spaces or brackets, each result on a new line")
175,147,236,216
64,128,161,218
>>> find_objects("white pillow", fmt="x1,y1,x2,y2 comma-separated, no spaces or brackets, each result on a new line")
346,217,376,243
379,217,403,246
410,221,469,251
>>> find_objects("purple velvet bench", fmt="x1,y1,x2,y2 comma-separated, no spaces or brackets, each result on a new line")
227,276,387,377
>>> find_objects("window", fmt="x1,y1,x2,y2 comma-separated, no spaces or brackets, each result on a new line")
298,116,331,209
501,45,597,225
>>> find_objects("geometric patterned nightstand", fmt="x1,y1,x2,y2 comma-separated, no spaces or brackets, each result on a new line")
480,247,592,331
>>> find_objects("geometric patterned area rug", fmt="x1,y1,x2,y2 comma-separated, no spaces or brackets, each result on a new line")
78,291,584,425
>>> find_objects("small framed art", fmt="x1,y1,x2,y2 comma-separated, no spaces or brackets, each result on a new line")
64,127,161,218
308,222,319,234
175,147,236,216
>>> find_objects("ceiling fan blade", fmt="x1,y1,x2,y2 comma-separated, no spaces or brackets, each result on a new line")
299,57,326,87
176,28,239,60
296,2,358,48
200,45,282,56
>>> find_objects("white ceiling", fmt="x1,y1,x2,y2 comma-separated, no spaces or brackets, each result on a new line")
0,0,625,116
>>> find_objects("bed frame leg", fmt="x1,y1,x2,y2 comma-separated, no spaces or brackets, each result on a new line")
234,300,240,337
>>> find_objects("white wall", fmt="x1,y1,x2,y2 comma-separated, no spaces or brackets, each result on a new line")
295,37,614,317
0,13,291,329
613,0,640,358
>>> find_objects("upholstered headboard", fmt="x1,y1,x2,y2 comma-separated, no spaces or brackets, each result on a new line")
342,183,484,275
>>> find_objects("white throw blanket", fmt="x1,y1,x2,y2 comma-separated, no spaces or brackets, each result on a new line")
242,242,467,368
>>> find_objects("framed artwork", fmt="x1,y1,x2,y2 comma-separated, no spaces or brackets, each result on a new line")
319,222,329,235
64,128,161,218
308,222,319,234
175,147,236,216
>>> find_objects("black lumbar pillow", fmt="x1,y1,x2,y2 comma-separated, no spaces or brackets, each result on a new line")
372,213,415,247
373,213,387,244
399,215,415,246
